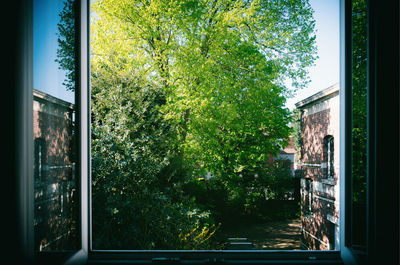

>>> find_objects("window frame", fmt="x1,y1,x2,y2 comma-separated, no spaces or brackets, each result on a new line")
307,179,314,216
10,0,399,264
323,135,335,179
88,0,345,260
11,0,89,264
301,178,314,218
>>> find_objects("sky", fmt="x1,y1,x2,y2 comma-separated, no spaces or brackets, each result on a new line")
33,0,340,108
34,0,75,104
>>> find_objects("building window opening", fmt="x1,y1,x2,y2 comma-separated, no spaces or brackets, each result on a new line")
306,179,313,216
34,138,46,182
324,135,334,179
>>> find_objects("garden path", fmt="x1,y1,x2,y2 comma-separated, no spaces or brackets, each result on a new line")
221,218,301,250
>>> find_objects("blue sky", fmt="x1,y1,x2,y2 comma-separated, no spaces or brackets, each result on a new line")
34,0,339,108
34,0,75,103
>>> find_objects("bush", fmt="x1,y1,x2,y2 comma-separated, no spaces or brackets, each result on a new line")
91,72,217,249
183,158,299,224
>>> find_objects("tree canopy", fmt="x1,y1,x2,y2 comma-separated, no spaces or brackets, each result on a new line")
91,0,317,179
89,0,317,249
56,0,76,91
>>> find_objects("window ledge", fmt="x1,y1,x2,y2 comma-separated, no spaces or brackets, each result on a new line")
88,250,344,265
321,179,335,186
327,214,339,225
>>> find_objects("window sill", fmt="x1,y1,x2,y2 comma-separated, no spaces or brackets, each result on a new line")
87,250,344,265
321,179,335,186
327,214,339,225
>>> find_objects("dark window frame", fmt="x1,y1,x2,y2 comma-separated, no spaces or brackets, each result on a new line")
9,0,399,264
323,135,335,179
307,179,313,215
34,137,46,183
302,178,314,218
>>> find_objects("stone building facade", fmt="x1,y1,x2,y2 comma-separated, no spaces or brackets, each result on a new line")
295,83,340,250
33,89,79,251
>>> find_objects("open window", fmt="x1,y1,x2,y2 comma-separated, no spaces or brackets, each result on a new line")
9,0,399,264
32,0,89,263
10,0,89,264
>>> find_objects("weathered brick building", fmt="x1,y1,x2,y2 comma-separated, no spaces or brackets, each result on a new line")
33,89,79,251
295,83,340,250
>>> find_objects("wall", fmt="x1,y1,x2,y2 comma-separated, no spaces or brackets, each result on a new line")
297,85,340,250
33,89,79,251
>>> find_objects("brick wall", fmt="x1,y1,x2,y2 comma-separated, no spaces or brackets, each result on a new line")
296,85,340,251
301,109,330,165
33,91,79,251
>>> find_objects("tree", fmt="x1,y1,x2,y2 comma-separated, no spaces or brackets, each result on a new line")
51,0,317,250
91,66,218,249
91,0,317,184
56,0,77,91
90,0,317,248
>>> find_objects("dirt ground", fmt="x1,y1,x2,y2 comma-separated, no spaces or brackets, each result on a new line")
219,218,301,250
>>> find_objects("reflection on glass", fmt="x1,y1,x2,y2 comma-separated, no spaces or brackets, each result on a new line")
33,0,79,252
351,0,367,253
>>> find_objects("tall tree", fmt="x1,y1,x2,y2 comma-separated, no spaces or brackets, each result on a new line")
91,0,317,181
56,0,77,91
91,63,217,250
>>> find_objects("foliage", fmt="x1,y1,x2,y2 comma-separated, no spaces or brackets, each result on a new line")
56,0,76,91
350,0,367,246
91,0,317,182
262,159,296,200
351,0,367,206
291,108,302,159
179,223,221,250
88,0,317,249
185,158,297,222
91,67,217,249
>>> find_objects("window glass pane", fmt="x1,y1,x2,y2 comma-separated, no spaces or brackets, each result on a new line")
351,0,367,253
33,0,80,252
90,0,339,251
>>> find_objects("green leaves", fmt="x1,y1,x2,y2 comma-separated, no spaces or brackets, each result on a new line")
90,0,317,249
56,0,76,91
91,70,217,249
